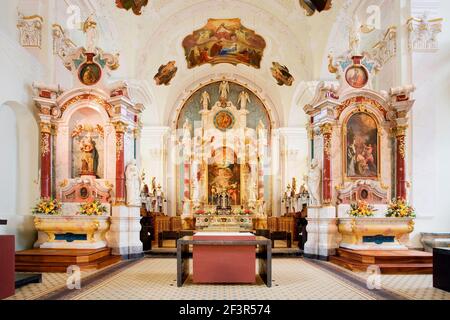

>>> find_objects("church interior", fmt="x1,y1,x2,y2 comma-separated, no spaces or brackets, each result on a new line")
1,0,450,303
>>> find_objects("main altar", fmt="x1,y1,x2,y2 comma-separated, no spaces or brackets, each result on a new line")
177,80,271,231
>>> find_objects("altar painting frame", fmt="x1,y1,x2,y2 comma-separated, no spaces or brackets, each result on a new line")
342,108,381,181
205,152,244,207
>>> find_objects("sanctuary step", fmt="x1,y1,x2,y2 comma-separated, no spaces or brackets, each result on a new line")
329,248,433,274
15,248,121,273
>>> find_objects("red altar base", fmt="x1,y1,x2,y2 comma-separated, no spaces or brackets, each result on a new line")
0,236,15,299
193,233,256,284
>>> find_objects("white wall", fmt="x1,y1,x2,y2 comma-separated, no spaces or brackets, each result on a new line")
0,0,45,250
409,0,450,247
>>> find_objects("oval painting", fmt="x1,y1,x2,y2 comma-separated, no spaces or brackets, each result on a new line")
214,111,235,131
345,66,368,89
79,63,102,86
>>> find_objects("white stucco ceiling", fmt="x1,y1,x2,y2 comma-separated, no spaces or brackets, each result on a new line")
64,0,356,127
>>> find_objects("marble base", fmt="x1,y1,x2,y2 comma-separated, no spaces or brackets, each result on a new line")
304,206,340,259
107,206,143,257
339,244,408,251
33,215,110,249
338,217,414,251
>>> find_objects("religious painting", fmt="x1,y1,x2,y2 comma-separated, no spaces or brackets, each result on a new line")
214,110,235,131
345,65,368,89
116,0,149,15
79,62,102,86
154,61,178,86
182,18,266,69
345,112,379,179
271,62,294,86
208,163,241,206
71,124,104,179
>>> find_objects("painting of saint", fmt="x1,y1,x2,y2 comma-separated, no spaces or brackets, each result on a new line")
345,112,378,178
208,163,240,206
345,65,368,89
116,0,149,15
182,19,266,69
72,128,104,179
154,61,178,86
271,62,294,86
79,63,101,86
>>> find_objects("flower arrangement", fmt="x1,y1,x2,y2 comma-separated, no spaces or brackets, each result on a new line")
79,200,107,216
386,198,415,218
195,209,206,215
32,198,62,215
348,201,377,217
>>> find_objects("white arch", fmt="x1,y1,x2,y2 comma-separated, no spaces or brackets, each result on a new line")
166,74,282,129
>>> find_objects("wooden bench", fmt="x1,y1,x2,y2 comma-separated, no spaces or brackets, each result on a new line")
270,231,292,248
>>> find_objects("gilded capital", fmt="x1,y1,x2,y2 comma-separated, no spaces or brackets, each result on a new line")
395,125,408,137
113,121,128,133
40,122,52,134
320,123,333,135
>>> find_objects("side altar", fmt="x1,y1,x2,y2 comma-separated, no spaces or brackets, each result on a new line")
303,19,416,259
31,18,144,258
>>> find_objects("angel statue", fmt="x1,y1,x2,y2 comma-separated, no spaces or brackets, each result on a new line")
238,91,250,110
219,81,230,101
200,91,210,111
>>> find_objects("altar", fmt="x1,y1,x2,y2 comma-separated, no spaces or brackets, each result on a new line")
177,232,272,287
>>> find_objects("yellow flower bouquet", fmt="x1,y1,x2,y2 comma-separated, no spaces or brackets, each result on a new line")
347,200,377,217
79,200,108,216
386,198,415,218
32,198,62,215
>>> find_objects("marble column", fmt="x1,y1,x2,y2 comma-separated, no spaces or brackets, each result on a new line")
39,122,52,199
113,121,127,205
320,123,333,205
396,125,408,200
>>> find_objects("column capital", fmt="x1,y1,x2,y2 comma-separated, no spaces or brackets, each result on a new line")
112,121,128,133
319,123,333,135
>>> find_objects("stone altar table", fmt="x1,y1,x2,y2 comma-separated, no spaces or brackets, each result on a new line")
177,233,272,287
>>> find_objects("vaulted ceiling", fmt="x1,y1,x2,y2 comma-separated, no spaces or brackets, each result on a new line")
58,0,358,127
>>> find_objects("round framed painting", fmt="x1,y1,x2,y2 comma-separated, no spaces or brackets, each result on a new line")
79,62,102,86
345,65,368,89
214,110,235,131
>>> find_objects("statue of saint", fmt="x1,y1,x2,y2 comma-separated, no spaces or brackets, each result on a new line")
238,91,250,110
125,159,141,207
182,119,191,141
80,134,98,176
307,159,321,207
200,91,210,110
248,180,257,202
349,16,362,56
219,81,229,101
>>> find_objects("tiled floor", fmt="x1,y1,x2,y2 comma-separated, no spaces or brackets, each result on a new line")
6,258,450,300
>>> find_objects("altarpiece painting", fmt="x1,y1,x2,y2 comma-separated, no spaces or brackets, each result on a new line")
345,112,379,179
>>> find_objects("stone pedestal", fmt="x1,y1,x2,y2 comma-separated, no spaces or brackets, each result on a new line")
107,206,143,259
304,206,340,260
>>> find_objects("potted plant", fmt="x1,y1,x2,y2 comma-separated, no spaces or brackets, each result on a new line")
79,199,108,216
32,198,62,216
386,198,415,218
347,200,377,217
